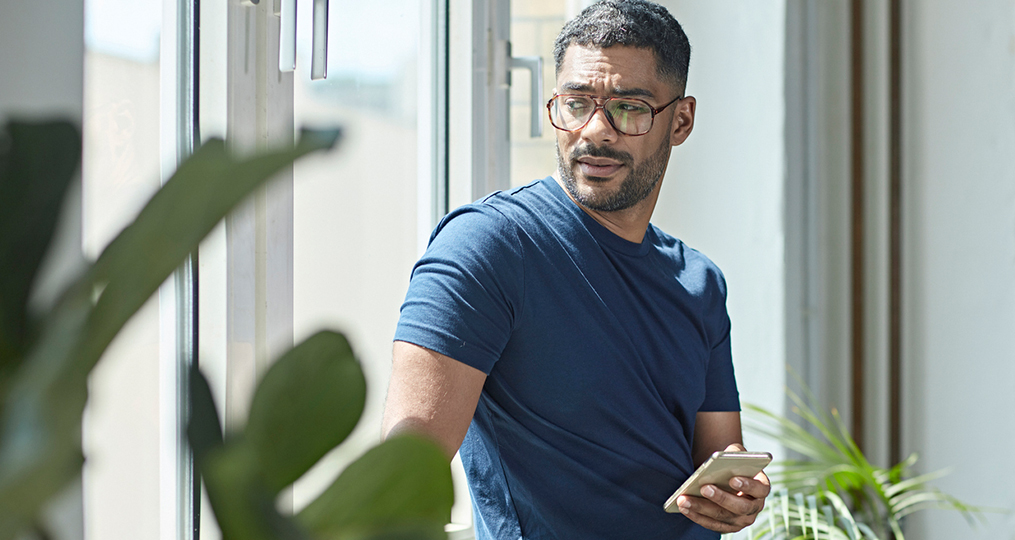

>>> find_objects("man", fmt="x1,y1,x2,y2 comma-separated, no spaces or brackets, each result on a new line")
382,1,769,538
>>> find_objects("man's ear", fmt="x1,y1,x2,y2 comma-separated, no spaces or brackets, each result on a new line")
669,96,696,146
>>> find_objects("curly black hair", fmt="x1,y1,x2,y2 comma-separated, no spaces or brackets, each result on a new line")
553,0,691,91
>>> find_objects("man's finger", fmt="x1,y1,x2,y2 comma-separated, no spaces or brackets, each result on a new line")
678,506,743,534
676,494,759,533
729,475,771,499
699,484,764,517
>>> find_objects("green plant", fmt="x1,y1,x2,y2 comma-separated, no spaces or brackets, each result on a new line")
741,387,986,540
188,333,454,540
0,120,453,539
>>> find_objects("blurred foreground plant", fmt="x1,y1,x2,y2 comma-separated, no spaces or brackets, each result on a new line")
741,386,988,540
0,120,452,540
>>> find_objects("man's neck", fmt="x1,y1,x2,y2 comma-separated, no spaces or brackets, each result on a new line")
553,174,660,244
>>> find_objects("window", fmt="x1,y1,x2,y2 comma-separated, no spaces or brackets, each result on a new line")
77,3,793,540
81,0,166,537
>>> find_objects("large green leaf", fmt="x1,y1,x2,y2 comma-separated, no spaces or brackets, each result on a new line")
298,435,453,540
244,330,366,493
0,120,80,371
0,287,91,540
0,129,340,539
188,366,224,465
84,129,341,379
202,444,310,540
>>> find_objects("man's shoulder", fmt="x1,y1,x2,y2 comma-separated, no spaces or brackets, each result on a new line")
650,225,728,294
435,177,561,233
474,177,557,213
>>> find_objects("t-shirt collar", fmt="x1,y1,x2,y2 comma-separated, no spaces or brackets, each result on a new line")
542,176,654,257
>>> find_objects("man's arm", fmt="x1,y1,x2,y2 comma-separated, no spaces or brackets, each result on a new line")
675,411,771,534
381,340,487,459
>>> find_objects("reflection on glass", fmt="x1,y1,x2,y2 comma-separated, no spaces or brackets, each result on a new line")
80,0,162,538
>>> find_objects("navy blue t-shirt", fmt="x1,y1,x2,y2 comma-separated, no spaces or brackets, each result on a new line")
395,177,740,540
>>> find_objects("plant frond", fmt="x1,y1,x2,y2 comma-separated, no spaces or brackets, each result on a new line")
744,383,990,540
883,467,952,499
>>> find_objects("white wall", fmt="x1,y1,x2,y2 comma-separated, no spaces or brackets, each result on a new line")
902,0,1015,537
0,2,84,121
654,1,789,439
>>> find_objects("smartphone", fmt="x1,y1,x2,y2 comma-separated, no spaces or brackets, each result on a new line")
663,451,772,513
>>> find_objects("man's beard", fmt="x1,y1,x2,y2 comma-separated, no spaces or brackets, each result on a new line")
556,136,671,212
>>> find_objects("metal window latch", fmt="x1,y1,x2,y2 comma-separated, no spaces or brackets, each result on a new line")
278,0,329,80
498,40,544,138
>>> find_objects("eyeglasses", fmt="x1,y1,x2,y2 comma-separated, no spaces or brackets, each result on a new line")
546,93,683,136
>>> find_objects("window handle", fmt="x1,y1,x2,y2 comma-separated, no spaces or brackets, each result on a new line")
509,55,543,138
504,41,543,138
279,0,296,72
311,0,328,79
277,0,328,80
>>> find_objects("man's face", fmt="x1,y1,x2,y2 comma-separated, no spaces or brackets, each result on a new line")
554,45,691,213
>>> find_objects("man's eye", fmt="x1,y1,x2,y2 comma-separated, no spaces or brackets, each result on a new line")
564,99,588,111
615,101,649,113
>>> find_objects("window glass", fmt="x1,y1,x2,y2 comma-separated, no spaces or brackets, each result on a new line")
509,0,569,188
80,0,163,538
289,0,423,509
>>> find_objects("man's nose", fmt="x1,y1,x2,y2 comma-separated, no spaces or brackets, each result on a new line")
580,106,618,144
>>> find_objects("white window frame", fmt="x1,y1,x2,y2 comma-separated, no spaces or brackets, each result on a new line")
159,0,201,537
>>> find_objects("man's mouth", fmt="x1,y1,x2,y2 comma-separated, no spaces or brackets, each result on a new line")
576,158,624,178
569,145,632,179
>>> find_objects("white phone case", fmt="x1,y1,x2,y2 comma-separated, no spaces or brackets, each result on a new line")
663,451,772,513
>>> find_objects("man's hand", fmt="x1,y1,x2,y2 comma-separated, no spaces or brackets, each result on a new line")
675,443,771,534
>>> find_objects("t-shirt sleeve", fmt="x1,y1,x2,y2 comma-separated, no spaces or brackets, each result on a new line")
699,272,741,412
394,205,524,374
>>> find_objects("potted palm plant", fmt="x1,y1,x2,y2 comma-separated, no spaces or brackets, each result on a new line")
741,385,987,540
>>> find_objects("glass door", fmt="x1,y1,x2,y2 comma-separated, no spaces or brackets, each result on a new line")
448,0,571,204
193,0,440,536
507,0,577,189
288,0,425,510
81,0,198,538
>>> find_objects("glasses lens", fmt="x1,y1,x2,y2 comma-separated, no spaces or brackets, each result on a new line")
550,95,594,130
549,95,656,135
605,99,653,135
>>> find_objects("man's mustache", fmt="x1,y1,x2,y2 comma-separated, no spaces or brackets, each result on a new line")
569,144,633,167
